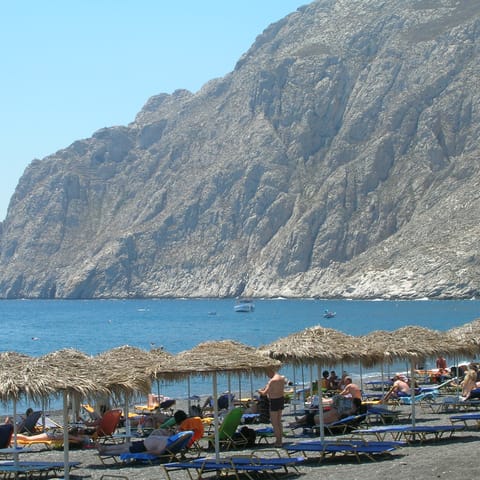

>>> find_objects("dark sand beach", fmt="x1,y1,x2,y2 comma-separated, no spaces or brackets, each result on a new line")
8,401,480,480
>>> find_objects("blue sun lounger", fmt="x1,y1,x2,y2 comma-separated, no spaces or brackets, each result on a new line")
354,425,412,441
450,412,480,427
355,424,464,443
0,460,81,477
285,439,403,462
162,457,284,480
100,430,194,465
120,430,194,464
229,453,306,474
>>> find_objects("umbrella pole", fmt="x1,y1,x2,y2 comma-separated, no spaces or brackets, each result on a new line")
292,367,297,416
124,392,131,438
41,398,47,432
63,391,70,480
238,374,242,408
359,363,363,392
381,364,385,397
213,372,220,463
317,365,325,441
187,378,191,414
309,365,313,402
410,360,416,428
12,399,19,467
250,374,254,404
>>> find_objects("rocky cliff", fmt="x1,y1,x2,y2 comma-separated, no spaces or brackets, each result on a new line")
1,0,479,299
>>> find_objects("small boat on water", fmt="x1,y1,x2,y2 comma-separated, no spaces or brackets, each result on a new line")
234,299,255,312
323,309,336,319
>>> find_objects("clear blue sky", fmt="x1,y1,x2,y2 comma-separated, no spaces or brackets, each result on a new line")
0,1,308,221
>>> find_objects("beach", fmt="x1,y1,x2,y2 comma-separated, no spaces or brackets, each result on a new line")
9,402,480,480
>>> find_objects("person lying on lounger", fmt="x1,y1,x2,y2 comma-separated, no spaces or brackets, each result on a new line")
96,429,170,455
289,397,363,428
16,431,90,445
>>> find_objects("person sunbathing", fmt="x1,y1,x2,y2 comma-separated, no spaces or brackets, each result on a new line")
16,431,89,446
289,398,363,428
96,429,170,455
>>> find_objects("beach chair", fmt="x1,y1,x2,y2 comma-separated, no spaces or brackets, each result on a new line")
285,438,404,462
17,410,42,434
397,391,437,405
121,430,194,463
0,460,80,477
293,413,367,436
163,457,283,480
325,413,367,435
355,424,411,441
355,424,464,443
229,450,306,474
92,409,122,443
366,405,403,424
402,424,465,443
203,407,246,450
100,430,194,465
450,412,480,428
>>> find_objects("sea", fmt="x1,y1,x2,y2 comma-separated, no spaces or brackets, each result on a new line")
1,298,479,415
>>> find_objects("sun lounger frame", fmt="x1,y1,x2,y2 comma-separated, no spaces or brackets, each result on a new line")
285,439,403,463
354,424,464,443
162,457,284,480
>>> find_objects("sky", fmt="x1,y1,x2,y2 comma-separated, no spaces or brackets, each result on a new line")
0,1,308,221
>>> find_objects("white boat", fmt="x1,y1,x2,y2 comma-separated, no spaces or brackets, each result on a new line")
234,299,255,312
323,309,336,318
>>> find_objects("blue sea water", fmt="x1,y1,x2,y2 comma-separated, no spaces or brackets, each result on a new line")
1,298,479,414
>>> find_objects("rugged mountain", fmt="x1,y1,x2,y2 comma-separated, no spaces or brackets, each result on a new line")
1,0,479,299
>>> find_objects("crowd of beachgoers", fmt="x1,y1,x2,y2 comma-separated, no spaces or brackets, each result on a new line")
3,362,480,480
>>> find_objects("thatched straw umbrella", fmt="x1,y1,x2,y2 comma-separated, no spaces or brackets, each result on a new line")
259,325,359,440
359,325,477,426
258,325,359,365
447,318,480,348
446,319,480,381
38,349,108,480
0,352,57,469
94,345,154,400
94,345,171,435
0,352,34,404
149,340,281,462
0,353,38,447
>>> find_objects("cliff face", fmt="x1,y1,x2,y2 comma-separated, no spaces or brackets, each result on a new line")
1,0,480,299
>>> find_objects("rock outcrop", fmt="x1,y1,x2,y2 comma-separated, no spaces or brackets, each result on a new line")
0,0,479,299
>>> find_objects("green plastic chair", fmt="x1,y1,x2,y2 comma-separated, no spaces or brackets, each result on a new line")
204,407,245,450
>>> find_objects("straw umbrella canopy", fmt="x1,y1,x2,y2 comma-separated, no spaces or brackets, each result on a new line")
359,325,478,426
258,325,359,440
37,348,108,480
94,345,157,399
149,340,282,462
0,352,62,471
447,318,480,348
0,352,35,403
150,340,282,381
0,352,48,446
93,345,173,436
258,325,359,365
359,325,477,368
